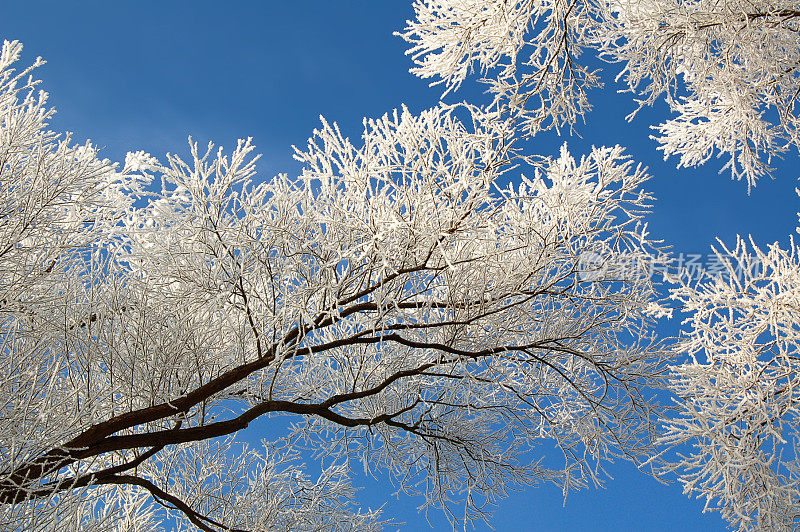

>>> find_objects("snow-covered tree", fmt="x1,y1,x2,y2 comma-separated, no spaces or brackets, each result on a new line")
399,0,800,188
0,39,670,530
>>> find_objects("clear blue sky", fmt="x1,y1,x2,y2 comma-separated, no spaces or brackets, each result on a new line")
4,1,797,530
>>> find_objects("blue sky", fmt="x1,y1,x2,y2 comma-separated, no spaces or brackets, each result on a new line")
4,1,798,530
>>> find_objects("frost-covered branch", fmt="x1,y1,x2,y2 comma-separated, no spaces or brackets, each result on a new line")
0,40,670,529
400,0,800,187
666,237,800,529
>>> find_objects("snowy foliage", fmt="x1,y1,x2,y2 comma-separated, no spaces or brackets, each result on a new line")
402,1,800,529
0,40,670,530
6,0,799,525
398,0,603,136
399,0,800,187
666,238,800,530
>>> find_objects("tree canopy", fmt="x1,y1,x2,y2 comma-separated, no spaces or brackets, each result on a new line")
2,0,800,530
